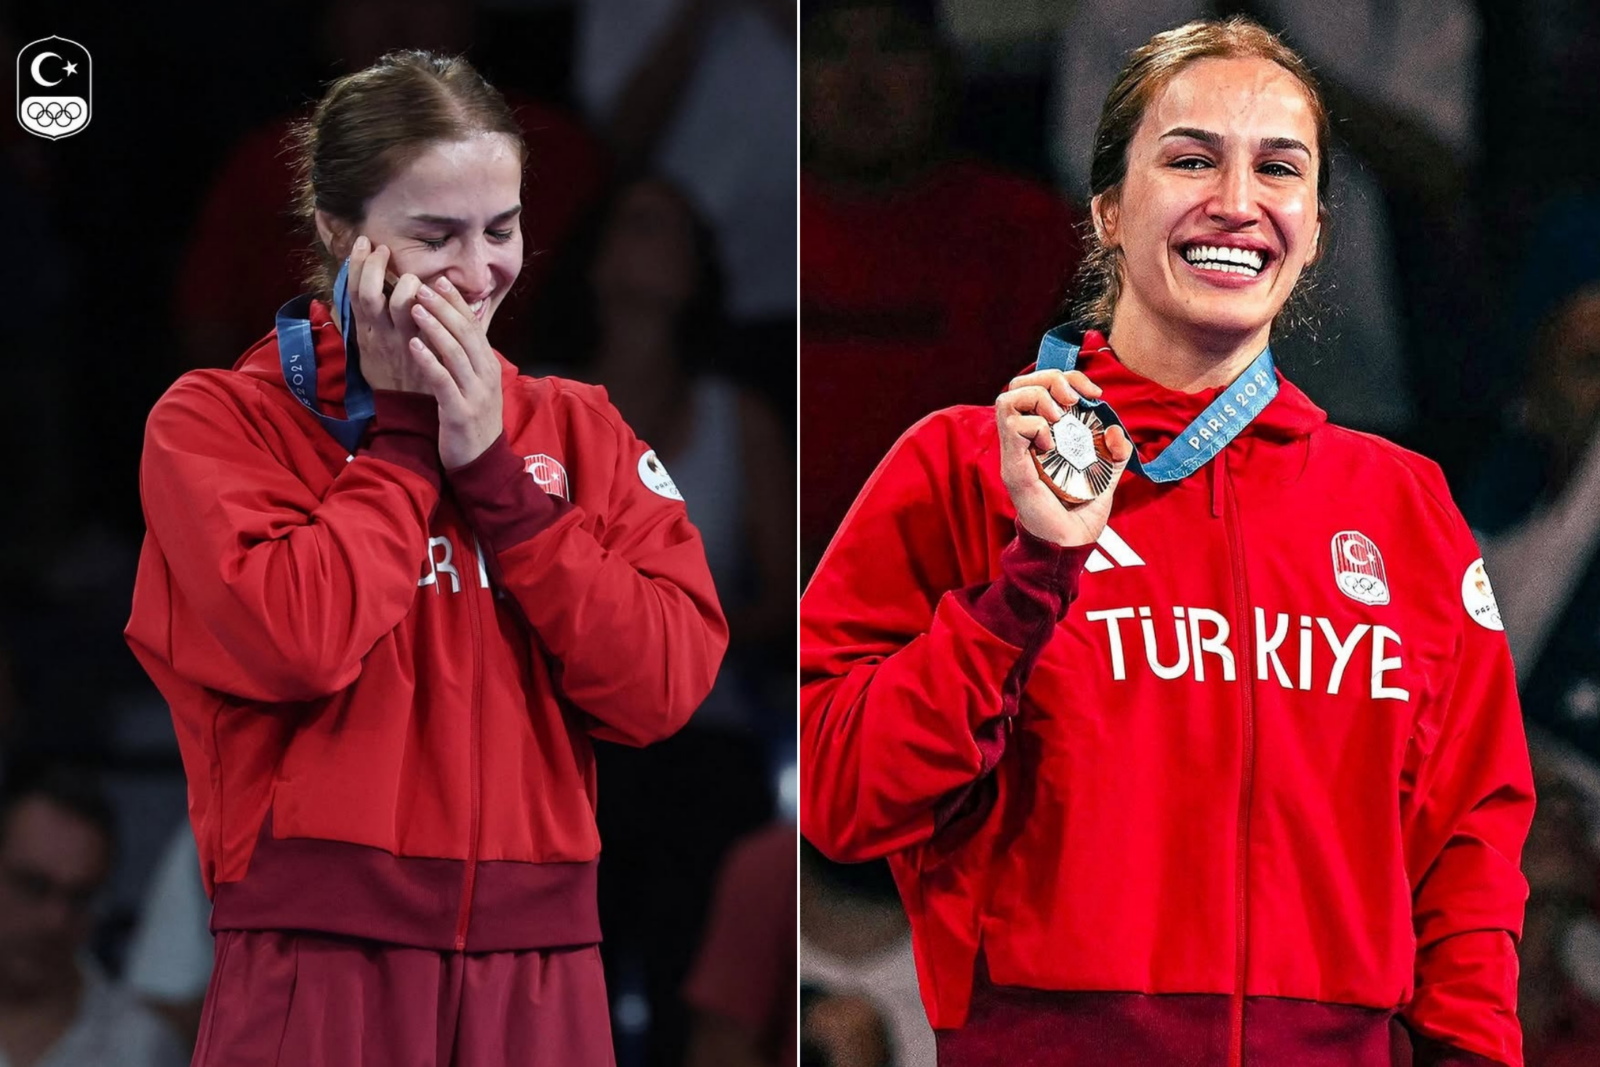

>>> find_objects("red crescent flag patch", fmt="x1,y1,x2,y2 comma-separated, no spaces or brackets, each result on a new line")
524,454,570,500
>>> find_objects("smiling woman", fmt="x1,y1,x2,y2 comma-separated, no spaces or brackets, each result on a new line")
126,50,726,1067
800,17,1535,1067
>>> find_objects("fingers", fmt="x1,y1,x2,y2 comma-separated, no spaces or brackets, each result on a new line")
1007,369,1103,407
407,337,464,402
997,384,1068,425
356,240,392,321
387,273,423,332
348,235,369,293
1104,424,1133,465
417,279,497,378
411,302,475,393
1102,424,1135,495
1001,412,1055,455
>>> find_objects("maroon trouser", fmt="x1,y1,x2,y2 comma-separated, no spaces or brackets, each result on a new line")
193,930,615,1066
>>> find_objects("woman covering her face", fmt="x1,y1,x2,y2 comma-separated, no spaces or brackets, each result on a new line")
801,18,1534,1067
126,51,726,1066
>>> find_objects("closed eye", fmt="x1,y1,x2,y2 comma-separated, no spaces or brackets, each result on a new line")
418,228,518,251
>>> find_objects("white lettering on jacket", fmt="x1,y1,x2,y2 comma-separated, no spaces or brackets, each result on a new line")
419,534,494,594
1085,605,1410,701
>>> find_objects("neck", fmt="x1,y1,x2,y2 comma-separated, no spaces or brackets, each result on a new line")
1106,301,1271,393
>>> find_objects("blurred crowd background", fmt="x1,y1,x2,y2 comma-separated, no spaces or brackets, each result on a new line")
0,1,794,1065
800,1,1600,1064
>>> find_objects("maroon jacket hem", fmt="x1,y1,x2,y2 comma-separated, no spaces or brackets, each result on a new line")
447,433,573,551
362,390,443,495
939,971,1424,1067
210,815,600,952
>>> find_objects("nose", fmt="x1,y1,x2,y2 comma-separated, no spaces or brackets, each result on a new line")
1207,159,1258,229
446,237,498,301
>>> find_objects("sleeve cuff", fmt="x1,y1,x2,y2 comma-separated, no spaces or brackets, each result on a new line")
956,523,1095,647
360,390,443,495
447,433,573,551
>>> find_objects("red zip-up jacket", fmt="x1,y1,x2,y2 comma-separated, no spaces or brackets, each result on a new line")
801,333,1534,1067
127,300,726,951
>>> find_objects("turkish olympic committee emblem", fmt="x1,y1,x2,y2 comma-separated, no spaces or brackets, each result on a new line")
17,37,90,141
1331,530,1391,606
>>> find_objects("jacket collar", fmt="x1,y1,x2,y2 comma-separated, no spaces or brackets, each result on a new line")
1060,328,1326,459
236,298,351,413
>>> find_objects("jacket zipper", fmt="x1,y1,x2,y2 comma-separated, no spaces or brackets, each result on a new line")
1222,452,1255,1067
453,543,486,952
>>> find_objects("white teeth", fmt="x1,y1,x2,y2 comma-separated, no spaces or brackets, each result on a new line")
1182,244,1264,274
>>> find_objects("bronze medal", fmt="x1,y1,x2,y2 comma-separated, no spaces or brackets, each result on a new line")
1032,404,1116,504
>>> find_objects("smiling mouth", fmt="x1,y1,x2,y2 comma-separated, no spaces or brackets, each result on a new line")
1181,243,1268,278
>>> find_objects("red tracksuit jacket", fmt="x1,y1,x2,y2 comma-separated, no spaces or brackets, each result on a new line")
800,333,1534,1067
127,299,726,952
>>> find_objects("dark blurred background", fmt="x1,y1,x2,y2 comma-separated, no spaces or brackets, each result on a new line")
800,2,1600,1064
0,1,795,1066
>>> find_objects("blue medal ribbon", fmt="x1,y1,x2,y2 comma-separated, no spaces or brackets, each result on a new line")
275,259,374,454
1035,325,1277,483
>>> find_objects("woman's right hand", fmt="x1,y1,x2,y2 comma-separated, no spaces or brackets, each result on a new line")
996,369,1134,547
346,236,435,394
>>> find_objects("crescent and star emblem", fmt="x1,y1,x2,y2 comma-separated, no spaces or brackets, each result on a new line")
30,52,79,86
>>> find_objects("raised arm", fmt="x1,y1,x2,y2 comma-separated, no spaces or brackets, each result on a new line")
127,375,442,703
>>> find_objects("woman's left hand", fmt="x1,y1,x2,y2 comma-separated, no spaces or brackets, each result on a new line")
410,279,504,470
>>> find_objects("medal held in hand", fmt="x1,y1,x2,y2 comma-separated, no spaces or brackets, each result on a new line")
1032,404,1116,504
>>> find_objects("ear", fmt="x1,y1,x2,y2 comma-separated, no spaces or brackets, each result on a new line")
315,210,353,261
1306,220,1322,266
1092,193,1120,248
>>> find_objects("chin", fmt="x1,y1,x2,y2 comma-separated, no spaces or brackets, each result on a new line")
1178,297,1276,341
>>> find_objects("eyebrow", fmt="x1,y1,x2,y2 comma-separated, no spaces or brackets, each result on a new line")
1160,128,1312,156
407,205,523,227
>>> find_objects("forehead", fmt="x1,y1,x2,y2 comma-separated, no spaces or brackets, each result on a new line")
373,134,522,216
1141,56,1316,147
0,798,109,882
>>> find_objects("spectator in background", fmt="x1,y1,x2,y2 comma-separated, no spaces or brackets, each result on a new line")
801,842,934,1067
0,765,187,1067
174,0,608,371
1462,197,1600,761
1053,0,1485,467
684,822,797,1067
1518,759,1600,1065
584,178,793,689
801,988,893,1067
800,0,1084,574
123,824,211,1053
576,0,797,329
544,175,783,1067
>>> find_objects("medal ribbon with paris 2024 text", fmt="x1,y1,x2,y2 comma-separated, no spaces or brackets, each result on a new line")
1034,324,1278,483
275,259,375,454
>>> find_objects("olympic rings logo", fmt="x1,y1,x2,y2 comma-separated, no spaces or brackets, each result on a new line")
24,99,84,126
1341,574,1386,596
